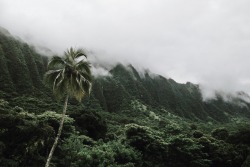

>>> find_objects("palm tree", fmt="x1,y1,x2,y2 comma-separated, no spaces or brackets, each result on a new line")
44,47,92,167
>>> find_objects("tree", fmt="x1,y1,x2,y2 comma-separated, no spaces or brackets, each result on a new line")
44,47,92,167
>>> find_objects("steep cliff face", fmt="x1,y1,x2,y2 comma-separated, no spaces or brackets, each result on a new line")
1,27,250,167
0,27,48,94
92,64,250,122
0,28,249,123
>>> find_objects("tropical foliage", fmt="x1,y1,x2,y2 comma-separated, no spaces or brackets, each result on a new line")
0,27,250,167
45,48,92,101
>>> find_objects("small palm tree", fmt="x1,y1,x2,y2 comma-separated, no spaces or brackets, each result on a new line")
44,47,92,167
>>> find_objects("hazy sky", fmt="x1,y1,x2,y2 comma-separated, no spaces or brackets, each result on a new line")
1,0,250,98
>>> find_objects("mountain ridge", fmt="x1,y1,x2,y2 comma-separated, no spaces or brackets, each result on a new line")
92,63,250,122
0,29,250,122
1,27,250,167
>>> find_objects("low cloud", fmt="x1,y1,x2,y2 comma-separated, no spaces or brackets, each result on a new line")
91,66,112,78
1,0,250,98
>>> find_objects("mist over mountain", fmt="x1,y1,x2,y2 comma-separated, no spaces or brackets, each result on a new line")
1,28,250,123
1,27,250,167
1,0,250,99
1,1,250,166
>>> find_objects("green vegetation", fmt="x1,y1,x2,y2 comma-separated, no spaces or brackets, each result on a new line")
0,27,250,167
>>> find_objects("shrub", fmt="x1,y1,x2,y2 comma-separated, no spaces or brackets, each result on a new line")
193,130,204,138
0,99,8,107
164,122,182,135
125,123,168,166
69,110,107,140
0,110,55,167
37,111,75,137
190,123,198,130
211,128,229,140
197,136,248,167
227,128,250,145
13,106,24,112
167,135,211,167
60,134,141,167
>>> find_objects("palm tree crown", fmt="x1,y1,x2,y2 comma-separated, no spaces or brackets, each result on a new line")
44,47,92,167
45,47,92,101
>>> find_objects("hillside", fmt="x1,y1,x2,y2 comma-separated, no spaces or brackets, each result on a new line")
0,28,250,167
93,64,250,122
1,26,250,123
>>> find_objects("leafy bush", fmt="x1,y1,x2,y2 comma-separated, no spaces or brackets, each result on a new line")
0,99,8,107
38,111,75,137
197,136,248,167
60,134,141,167
0,109,55,167
193,130,204,138
125,123,168,166
69,110,107,140
10,96,56,114
190,123,198,130
167,135,211,167
211,128,229,140
164,121,182,135
227,128,250,145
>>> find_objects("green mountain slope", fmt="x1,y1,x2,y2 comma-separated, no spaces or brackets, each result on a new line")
0,27,48,94
92,64,250,123
0,27,250,167
1,27,249,123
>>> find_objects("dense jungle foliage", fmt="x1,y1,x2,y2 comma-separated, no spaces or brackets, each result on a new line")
0,27,250,167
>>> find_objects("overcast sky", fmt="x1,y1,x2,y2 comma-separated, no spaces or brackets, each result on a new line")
1,0,250,98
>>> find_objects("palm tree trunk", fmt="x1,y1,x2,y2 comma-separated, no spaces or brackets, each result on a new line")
45,95,69,167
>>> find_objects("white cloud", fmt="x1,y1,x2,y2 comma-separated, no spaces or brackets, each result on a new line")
91,66,111,77
1,0,250,97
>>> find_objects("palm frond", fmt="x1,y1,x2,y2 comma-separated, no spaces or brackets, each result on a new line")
64,47,74,62
78,71,92,83
76,61,91,74
53,70,63,92
44,70,62,87
74,48,87,59
56,68,66,87
48,56,66,70
72,78,85,101
54,77,68,100
44,47,92,101
81,78,92,95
